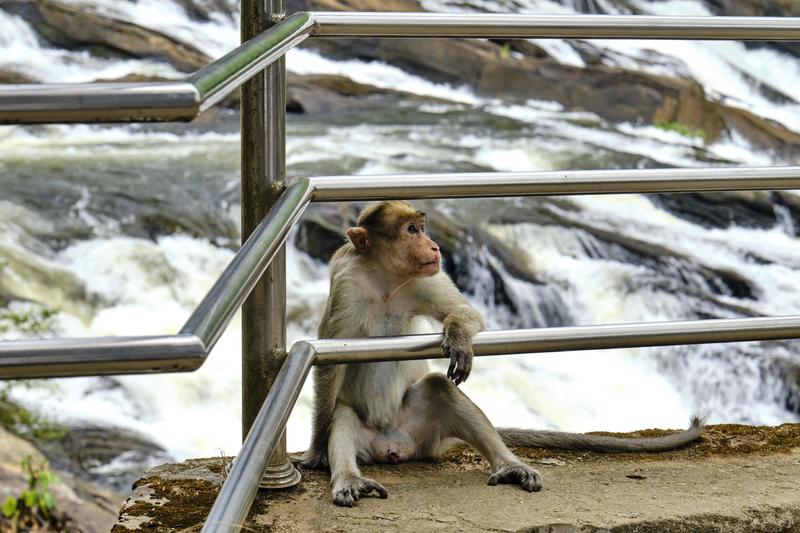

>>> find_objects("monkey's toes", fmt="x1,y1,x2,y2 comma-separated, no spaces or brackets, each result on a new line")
332,476,389,507
332,488,358,507
488,464,543,492
291,452,328,470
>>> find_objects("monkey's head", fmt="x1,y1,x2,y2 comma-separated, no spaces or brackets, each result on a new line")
347,201,441,279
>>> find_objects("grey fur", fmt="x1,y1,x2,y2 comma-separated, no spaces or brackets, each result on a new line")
498,415,706,452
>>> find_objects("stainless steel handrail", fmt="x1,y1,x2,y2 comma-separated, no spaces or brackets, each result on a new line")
311,12,800,39
0,12,798,123
305,166,800,201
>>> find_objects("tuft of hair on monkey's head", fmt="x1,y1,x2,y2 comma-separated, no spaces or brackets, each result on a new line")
356,200,425,239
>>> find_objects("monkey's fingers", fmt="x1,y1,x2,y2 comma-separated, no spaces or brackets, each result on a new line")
361,478,389,499
451,350,472,385
444,343,457,379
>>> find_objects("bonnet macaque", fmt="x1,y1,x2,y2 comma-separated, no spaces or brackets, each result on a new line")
298,200,703,507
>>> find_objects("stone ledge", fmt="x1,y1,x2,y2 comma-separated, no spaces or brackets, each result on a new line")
113,424,800,532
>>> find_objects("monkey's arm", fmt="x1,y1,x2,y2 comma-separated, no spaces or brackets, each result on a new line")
417,273,485,385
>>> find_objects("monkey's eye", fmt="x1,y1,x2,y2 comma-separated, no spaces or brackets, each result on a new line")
408,223,419,234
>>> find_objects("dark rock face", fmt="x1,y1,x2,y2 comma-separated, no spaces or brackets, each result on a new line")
650,190,800,238
173,0,237,21
0,69,37,84
36,422,171,492
2,0,210,71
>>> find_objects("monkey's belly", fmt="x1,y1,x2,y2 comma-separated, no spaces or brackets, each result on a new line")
369,430,416,464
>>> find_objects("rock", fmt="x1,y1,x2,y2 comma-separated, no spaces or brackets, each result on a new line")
287,73,429,114
649,191,779,231
173,0,237,21
294,204,350,262
0,426,123,533
35,424,172,493
0,69,38,84
113,424,800,532
2,0,210,72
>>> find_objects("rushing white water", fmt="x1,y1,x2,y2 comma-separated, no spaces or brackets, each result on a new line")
1,0,800,483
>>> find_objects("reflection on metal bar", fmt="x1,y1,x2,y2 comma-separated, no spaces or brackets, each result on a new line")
189,12,313,112
311,315,800,365
311,12,800,40
202,342,315,533
306,166,800,201
0,334,205,380
181,179,313,351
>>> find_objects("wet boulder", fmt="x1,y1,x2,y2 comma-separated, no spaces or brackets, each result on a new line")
2,0,210,72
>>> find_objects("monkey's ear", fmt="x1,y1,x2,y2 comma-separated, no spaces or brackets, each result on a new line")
346,227,371,252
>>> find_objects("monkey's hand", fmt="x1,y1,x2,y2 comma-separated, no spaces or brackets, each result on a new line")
290,449,329,470
443,337,473,386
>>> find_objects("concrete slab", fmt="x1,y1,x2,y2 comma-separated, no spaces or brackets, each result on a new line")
113,424,800,532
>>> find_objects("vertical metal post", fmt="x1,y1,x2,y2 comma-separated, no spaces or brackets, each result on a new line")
240,0,300,489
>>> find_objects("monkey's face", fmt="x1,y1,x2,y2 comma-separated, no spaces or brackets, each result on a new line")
391,218,441,278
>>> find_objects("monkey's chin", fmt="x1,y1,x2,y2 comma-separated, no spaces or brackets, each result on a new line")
419,262,440,276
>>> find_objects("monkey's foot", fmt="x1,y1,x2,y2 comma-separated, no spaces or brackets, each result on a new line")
488,462,542,492
332,473,389,507
291,451,328,470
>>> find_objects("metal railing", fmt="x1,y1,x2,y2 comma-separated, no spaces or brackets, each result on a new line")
0,9,798,533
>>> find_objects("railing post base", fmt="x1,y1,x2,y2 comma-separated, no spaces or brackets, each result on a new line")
259,458,302,489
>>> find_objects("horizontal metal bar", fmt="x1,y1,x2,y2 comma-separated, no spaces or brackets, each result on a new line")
180,179,314,350
0,82,201,124
305,166,800,202
0,334,205,379
202,341,315,533
311,12,800,40
311,315,800,365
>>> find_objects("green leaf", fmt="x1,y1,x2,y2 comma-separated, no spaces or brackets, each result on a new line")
1,496,17,518
22,490,36,508
40,491,55,512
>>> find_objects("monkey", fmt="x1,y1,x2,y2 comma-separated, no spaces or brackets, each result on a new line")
295,200,704,507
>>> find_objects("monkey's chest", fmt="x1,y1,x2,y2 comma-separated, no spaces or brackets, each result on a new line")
363,305,415,337
341,362,419,431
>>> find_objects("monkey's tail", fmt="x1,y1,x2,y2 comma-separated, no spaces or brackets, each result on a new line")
497,415,705,453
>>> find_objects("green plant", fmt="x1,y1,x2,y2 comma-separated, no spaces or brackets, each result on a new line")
499,42,511,58
655,121,707,142
1,455,59,532
0,383,66,442
0,305,59,336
